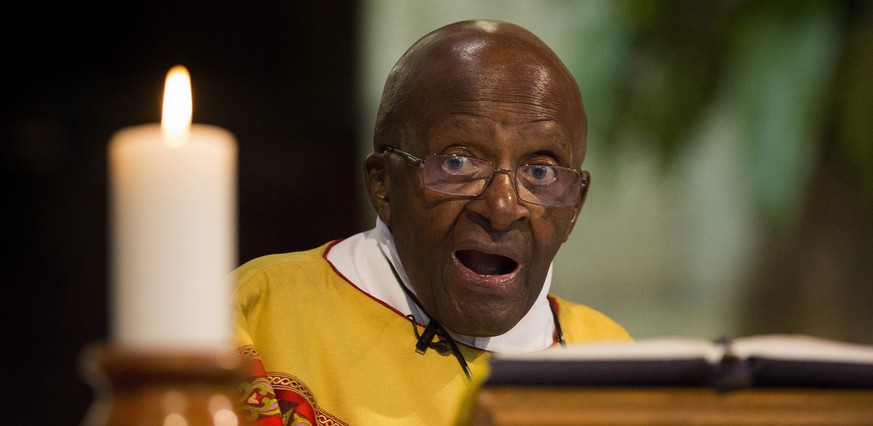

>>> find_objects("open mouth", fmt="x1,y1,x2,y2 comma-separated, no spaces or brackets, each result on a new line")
455,250,518,276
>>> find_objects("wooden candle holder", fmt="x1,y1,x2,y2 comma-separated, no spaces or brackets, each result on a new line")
80,344,246,426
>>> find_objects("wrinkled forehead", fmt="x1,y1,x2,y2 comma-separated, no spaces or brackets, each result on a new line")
400,23,585,149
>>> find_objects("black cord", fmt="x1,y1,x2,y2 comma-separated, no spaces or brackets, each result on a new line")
548,296,567,349
380,249,473,379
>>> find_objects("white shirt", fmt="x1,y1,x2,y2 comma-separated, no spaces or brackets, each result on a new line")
326,218,556,352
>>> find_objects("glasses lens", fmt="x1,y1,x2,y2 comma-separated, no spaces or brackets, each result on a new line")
516,165,581,207
419,153,582,207
422,155,492,196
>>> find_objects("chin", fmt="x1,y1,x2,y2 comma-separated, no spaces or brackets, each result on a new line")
445,314,518,337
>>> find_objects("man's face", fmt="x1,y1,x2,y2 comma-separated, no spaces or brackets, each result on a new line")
380,48,586,336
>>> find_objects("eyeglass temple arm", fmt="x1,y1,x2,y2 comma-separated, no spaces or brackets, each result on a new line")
383,146,424,167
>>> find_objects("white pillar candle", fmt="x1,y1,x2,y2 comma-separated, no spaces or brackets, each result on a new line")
108,66,237,350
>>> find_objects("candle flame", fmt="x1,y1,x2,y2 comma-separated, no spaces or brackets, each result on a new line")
161,65,193,148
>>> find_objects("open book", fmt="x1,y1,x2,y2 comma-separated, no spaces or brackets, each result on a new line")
485,334,873,390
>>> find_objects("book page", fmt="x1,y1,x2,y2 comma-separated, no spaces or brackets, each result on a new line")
730,334,873,364
493,337,725,364
492,334,873,365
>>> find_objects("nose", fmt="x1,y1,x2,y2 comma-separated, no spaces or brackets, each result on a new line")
469,168,529,230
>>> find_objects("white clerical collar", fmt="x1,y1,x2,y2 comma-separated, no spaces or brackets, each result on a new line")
326,218,556,352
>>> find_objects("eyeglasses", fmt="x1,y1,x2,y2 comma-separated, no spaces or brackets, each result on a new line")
382,145,586,207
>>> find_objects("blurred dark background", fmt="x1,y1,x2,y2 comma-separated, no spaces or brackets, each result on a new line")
4,2,361,423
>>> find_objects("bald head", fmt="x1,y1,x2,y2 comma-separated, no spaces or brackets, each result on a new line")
373,19,588,165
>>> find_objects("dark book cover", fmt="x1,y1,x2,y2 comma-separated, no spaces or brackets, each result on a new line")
485,335,873,390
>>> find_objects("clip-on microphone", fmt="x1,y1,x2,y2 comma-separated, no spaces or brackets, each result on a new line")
415,320,441,354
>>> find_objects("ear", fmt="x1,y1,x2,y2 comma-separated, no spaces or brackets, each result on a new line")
364,152,392,225
562,170,590,242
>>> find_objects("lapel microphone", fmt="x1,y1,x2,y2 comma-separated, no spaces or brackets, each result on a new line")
382,248,472,378
416,320,441,354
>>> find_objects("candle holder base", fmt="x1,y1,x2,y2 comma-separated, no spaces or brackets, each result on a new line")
79,343,246,426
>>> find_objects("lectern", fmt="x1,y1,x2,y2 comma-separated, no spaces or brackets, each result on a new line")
470,335,873,425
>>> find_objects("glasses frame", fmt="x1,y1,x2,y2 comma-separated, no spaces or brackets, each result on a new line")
382,145,587,207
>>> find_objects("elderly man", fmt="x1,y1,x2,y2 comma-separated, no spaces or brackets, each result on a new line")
234,19,631,426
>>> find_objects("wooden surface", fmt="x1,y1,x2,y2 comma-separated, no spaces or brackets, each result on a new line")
469,387,873,425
